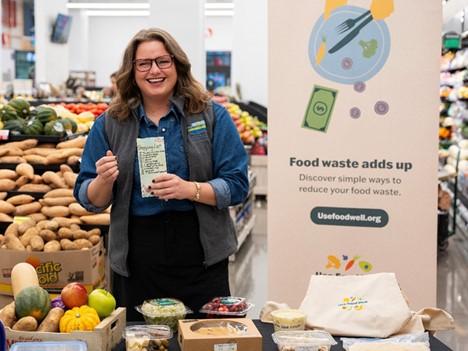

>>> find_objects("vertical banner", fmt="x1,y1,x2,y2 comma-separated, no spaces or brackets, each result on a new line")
268,0,441,309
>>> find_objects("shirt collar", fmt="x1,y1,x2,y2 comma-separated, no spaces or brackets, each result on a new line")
135,102,182,125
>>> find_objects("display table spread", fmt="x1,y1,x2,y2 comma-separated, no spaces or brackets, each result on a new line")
114,320,453,351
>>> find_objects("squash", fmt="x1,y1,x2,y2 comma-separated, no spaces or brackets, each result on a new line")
7,98,31,119
0,105,18,121
3,118,26,134
44,120,66,137
35,106,58,124
23,118,44,135
11,262,39,298
15,286,50,322
59,305,100,332
60,118,78,133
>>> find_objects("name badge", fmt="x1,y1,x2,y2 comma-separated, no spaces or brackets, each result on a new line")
136,137,167,198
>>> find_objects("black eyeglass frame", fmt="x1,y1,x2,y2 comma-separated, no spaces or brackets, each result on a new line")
133,55,175,72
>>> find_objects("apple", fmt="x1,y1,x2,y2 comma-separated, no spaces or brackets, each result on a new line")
61,282,88,309
88,288,116,319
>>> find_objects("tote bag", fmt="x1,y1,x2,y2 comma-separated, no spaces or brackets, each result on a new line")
299,273,412,337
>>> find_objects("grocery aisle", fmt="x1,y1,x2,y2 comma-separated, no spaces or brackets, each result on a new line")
231,200,468,351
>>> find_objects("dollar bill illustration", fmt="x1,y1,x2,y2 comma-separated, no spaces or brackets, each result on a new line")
302,85,338,132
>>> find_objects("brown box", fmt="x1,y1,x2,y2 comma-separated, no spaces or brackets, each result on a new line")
0,240,105,296
178,318,262,351
6,307,126,351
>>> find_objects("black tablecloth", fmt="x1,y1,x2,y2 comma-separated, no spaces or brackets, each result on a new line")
114,320,453,351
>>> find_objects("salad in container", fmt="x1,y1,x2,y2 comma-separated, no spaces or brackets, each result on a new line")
272,330,336,351
135,298,191,332
125,325,172,351
199,296,253,318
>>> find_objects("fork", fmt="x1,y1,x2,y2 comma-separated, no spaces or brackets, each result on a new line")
336,10,371,34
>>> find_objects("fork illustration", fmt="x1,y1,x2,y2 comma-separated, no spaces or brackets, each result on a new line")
336,10,371,34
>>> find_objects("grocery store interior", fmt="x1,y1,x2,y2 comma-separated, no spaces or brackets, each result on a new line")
0,0,468,350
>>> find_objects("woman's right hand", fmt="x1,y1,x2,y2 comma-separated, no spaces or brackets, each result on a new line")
95,150,119,184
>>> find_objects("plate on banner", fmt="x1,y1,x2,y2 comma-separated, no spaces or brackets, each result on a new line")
309,5,391,84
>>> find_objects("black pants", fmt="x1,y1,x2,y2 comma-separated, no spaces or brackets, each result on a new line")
112,210,230,321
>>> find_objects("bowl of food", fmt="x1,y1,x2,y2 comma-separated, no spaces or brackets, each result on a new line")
125,325,172,351
135,298,190,332
199,296,253,318
270,309,306,331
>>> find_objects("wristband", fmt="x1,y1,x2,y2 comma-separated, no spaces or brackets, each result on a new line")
192,181,201,201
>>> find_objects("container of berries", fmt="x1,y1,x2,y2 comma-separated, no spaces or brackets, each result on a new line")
199,296,254,318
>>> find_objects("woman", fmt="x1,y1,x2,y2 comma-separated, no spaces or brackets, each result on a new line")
74,28,249,321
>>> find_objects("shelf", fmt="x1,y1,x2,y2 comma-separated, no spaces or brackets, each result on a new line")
230,214,256,262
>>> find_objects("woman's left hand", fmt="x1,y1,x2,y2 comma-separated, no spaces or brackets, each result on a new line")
148,173,194,201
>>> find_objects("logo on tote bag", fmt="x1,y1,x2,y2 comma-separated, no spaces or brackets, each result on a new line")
338,296,368,311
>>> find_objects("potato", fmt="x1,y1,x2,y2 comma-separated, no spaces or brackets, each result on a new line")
43,240,61,252
57,136,86,149
20,227,40,246
0,301,16,328
0,169,17,180
30,235,45,251
5,222,19,237
72,229,89,240
40,196,76,207
60,239,78,250
74,238,93,249
0,192,7,200
39,229,57,242
15,162,34,180
18,183,51,193
6,194,34,206
29,213,47,222
0,179,16,191
37,307,64,332
0,156,26,163
41,206,70,218
17,219,36,235
58,227,74,240
0,213,13,222
63,172,77,188
42,171,67,189
23,154,47,165
0,200,16,214
69,203,94,216
44,220,59,231
12,316,37,331
88,235,101,246
51,217,75,227
80,213,110,225
15,201,42,216
44,188,74,198
5,235,25,250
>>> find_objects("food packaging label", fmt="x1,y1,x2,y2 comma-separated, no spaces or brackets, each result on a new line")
214,343,237,351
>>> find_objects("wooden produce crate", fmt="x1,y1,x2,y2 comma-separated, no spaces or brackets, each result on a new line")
6,307,126,351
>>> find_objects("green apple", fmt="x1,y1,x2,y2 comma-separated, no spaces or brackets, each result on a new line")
88,288,116,319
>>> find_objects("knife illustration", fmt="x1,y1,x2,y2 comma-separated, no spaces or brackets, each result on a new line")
328,15,374,54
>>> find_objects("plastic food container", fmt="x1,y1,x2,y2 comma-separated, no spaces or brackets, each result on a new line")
9,341,87,351
135,298,191,332
270,309,307,331
125,325,172,351
199,296,254,318
190,320,249,336
272,330,337,351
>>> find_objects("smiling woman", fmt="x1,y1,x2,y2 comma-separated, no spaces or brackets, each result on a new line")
74,28,249,321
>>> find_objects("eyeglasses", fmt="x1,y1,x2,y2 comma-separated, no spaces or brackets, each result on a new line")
133,55,174,72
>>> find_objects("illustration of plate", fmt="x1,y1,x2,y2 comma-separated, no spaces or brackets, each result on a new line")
309,5,391,84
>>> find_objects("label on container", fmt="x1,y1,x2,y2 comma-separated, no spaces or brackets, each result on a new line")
214,343,237,351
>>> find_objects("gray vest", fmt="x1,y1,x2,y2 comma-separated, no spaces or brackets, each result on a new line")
104,96,237,277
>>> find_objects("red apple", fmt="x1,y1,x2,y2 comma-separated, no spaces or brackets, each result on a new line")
61,282,88,308
88,288,116,319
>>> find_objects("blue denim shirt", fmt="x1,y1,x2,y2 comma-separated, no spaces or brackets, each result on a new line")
75,102,248,216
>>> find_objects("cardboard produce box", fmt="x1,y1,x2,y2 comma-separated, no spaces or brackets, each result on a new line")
0,240,105,296
178,318,262,351
6,307,126,351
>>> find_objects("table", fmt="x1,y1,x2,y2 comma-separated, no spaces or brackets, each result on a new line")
114,320,453,351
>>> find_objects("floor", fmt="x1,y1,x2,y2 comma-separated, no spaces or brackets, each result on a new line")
230,199,468,351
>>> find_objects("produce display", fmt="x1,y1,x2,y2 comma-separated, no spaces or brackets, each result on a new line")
0,264,117,334
223,102,265,145
136,298,189,332
199,296,252,318
125,325,172,351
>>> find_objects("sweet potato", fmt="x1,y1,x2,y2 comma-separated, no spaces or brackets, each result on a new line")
17,219,36,235
23,154,47,165
0,234,4,246
44,188,74,198
5,235,25,250
38,220,59,232
6,194,34,206
60,239,78,250
43,240,61,252
0,179,16,191
45,152,67,165
14,175,28,187
12,316,37,331
23,147,56,156
57,136,86,149
0,200,16,214
80,213,110,225
60,164,74,173
67,155,80,165
20,227,40,246
15,201,42,216
29,213,47,222
0,156,26,163
15,162,34,180
42,171,67,189
40,196,76,207
0,301,16,328
41,206,70,218
31,175,43,184
87,228,101,237
69,203,94,216
0,192,7,200
0,169,17,180
4,223,18,237
30,235,45,251
18,183,51,192
2,147,23,156
12,139,38,150
0,213,13,222
37,307,64,332
63,172,77,188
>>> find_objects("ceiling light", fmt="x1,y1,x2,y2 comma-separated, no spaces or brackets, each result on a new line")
205,10,234,17
67,3,149,10
86,10,150,16
205,3,234,10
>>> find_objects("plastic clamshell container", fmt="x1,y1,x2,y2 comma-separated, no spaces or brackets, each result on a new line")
199,296,254,318
9,341,87,351
125,325,172,351
270,309,307,331
135,298,191,332
272,330,337,351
